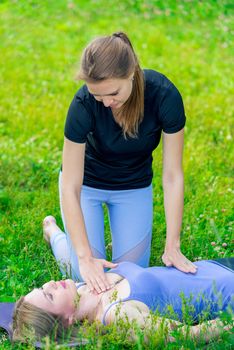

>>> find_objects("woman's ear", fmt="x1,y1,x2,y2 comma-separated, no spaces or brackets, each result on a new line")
63,314,75,327
68,314,75,326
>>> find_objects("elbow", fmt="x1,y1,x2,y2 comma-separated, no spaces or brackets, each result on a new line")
61,183,81,199
162,169,184,188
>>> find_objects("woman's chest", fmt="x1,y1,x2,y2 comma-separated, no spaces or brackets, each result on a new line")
100,278,150,313
96,281,150,324
91,108,162,156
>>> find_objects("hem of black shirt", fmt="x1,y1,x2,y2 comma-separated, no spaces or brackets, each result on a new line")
162,120,186,134
59,167,153,191
82,179,153,191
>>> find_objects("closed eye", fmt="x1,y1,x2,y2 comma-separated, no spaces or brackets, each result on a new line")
39,287,53,302
91,90,119,97
47,293,53,301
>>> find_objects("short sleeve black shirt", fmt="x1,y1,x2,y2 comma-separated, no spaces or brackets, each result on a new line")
64,69,186,190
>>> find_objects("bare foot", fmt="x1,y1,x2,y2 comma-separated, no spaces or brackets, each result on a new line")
43,215,61,243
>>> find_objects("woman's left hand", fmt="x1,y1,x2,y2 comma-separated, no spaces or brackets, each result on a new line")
162,247,197,273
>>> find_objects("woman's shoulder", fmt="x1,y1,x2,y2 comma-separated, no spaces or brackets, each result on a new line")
73,84,94,103
101,297,149,326
68,84,97,122
143,69,173,89
143,69,180,105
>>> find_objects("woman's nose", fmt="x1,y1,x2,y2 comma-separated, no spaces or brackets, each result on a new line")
43,280,57,290
102,97,113,107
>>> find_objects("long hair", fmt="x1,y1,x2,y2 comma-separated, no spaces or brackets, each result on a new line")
77,32,144,138
12,297,78,344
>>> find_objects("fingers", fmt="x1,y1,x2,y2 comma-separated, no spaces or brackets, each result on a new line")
102,260,118,268
90,259,118,293
163,250,198,274
85,273,110,294
174,259,198,273
175,260,196,273
85,279,96,293
93,259,118,292
181,257,198,273
85,275,106,294
81,258,116,294
95,274,111,293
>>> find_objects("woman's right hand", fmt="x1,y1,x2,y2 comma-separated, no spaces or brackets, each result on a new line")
79,256,118,294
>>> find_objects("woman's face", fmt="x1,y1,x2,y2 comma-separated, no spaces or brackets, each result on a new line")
86,74,134,109
24,279,78,324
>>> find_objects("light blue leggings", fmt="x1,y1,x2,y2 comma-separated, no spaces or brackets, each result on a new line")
50,172,153,281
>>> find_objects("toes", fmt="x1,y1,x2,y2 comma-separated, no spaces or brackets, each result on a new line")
43,215,56,226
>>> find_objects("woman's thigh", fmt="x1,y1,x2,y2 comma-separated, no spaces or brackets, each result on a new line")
107,184,153,267
59,173,107,279
80,185,107,258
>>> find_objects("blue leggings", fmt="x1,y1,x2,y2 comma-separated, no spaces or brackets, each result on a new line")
51,172,153,281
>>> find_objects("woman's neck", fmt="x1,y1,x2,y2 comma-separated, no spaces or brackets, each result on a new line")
74,273,126,322
74,290,105,322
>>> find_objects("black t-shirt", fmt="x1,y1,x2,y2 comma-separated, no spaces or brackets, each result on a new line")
64,69,186,190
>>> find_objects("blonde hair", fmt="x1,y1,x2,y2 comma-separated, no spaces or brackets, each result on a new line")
77,32,144,138
12,297,77,343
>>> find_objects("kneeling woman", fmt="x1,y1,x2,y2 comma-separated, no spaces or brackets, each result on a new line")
13,217,233,343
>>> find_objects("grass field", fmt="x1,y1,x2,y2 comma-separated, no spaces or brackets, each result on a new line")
0,0,233,348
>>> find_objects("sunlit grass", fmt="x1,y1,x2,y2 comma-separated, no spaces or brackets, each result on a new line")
0,0,233,348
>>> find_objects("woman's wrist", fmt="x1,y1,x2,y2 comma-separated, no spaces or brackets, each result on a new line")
78,250,93,260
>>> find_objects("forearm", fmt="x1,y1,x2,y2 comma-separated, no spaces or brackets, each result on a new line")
61,187,92,259
126,316,179,344
130,316,230,344
184,318,232,342
163,171,184,249
109,305,179,339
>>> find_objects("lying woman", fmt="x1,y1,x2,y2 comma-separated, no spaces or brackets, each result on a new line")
13,216,234,343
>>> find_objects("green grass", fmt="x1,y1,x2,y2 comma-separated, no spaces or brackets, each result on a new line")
0,0,233,348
